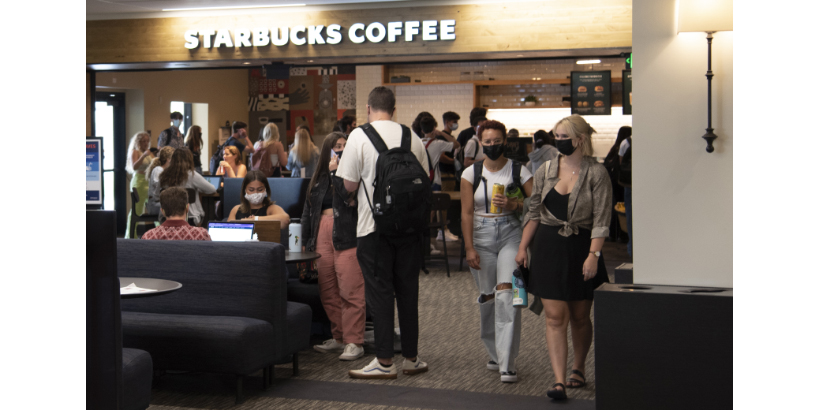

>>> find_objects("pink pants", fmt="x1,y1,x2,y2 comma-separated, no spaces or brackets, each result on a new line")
315,215,366,344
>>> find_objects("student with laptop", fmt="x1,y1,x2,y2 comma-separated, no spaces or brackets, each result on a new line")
142,187,211,241
227,170,290,228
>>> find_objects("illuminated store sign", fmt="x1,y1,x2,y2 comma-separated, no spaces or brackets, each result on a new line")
184,20,456,49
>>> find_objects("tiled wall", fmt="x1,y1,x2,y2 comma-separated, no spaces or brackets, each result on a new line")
393,84,474,131
386,58,627,83
355,65,385,126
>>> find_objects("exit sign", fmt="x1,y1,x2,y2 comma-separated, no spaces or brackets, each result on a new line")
625,53,632,69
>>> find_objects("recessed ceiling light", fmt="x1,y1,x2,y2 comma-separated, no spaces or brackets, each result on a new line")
307,60,314,63
243,62,251,65
110,94,115,97
516,55,524,57
163,4,306,11
576,59,602,64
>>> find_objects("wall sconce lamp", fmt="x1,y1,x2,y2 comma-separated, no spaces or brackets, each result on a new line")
678,0,733,153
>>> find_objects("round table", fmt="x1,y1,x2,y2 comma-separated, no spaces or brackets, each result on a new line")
284,251,321,263
120,277,182,299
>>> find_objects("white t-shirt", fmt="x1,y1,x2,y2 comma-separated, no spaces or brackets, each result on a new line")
422,138,454,186
462,160,533,217
336,121,429,237
619,138,631,156
463,135,485,162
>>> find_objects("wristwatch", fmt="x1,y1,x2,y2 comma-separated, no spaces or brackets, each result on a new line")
589,251,601,257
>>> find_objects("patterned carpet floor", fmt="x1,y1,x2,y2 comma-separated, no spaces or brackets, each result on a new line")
146,240,630,409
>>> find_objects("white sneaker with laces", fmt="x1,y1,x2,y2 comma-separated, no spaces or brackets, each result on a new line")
314,339,345,353
349,358,397,379
402,356,429,375
444,230,459,241
436,231,445,241
430,244,443,256
339,343,364,361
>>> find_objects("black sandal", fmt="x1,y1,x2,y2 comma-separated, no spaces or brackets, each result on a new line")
566,369,586,388
547,383,567,400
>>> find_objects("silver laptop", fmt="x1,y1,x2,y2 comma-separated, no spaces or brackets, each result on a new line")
207,221,254,242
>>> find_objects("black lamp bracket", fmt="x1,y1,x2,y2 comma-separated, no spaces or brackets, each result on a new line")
702,32,718,153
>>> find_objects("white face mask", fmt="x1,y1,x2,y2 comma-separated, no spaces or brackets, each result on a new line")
245,192,267,205
172,119,181,128
450,122,459,131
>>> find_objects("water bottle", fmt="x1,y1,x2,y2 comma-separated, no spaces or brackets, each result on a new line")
512,267,528,307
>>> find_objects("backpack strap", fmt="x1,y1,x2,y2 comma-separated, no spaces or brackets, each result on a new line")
472,160,484,195
400,125,411,151
361,123,388,154
512,160,522,188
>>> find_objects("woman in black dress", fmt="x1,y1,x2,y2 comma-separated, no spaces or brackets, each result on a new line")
516,115,612,400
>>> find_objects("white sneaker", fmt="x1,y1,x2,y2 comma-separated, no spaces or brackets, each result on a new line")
349,358,397,379
314,339,345,353
444,230,459,241
487,360,499,371
436,231,445,241
402,356,429,375
430,244,442,256
339,343,365,361
500,371,518,383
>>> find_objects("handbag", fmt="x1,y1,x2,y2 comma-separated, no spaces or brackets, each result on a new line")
297,260,319,284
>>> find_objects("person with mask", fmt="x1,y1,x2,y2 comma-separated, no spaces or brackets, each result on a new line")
526,130,559,174
301,132,366,361
438,111,460,189
461,120,533,384
141,187,211,241
515,114,612,400
158,112,185,150
441,111,460,137
227,170,290,227
420,116,460,191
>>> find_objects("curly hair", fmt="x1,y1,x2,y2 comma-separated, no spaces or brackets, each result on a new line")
478,120,507,141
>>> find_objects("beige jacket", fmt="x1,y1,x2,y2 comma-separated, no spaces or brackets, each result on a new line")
525,155,612,238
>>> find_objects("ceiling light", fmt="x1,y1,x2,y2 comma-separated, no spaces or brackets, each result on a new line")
243,62,251,65
576,59,602,64
110,94,115,97
163,4,306,11
307,60,314,63
516,55,524,57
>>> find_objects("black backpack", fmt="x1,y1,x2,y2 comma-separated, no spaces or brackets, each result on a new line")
455,134,481,181
209,137,235,174
472,159,523,212
360,123,431,237
618,137,632,188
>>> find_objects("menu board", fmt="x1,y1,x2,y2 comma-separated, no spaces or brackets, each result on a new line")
503,137,532,163
623,70,632,115
571,71,611,115
86,137,103,205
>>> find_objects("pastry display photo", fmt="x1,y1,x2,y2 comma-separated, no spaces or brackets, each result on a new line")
594,100,604,107
577,86,587,92
594,85,604,92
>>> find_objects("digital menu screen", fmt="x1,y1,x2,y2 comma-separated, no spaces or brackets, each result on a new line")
623,70,632,115
571,71,612,116
86,138,103,205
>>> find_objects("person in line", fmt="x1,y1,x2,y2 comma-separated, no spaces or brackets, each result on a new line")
217,146,247,179
337,86,430,379
159,148,217,226
410,111,434,139
302,132,366,361
438,111,460,191
420,116,461,246
226,121,254,156
185,125,204,175
125,131,155,238
618,130,633,255
339,116,357,135
291,124,312,151
287,128,320,178
603,126,632,242
526,130,559,174
227,170,290,226
507,128,520,139
253,123,289,177
142,187,212,241
158,112,185,149
457,107,487,147
462,118,488,169
145,146,175,216
515,114,612,400
441,111,460,137
461,120,533,384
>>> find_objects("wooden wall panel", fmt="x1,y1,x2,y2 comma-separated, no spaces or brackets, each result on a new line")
87,0,631,64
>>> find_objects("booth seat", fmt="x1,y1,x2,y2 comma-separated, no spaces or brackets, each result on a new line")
117,239,311,404
223,177,311,222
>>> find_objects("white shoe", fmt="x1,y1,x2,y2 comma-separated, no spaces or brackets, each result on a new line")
487,360,499,371
339,343,364,361
500,371,518,383
444,230,459,241
430,244,442,256
314,339,345,353
349,358,397,379
402,356,429,375
436,231,445,241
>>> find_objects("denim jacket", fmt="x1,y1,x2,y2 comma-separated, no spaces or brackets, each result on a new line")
301,171,358,251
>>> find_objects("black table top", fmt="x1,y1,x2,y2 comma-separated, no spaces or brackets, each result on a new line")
120,277,182,299
284,251,321,263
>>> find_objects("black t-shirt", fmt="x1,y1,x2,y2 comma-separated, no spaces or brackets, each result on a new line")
457,127,476,147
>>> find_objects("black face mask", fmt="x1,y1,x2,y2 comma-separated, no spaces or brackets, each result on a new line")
334,150,343,159
483,144,505,161
555,139,577,156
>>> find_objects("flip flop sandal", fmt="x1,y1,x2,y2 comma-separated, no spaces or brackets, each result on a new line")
566,369,586,388
547,383,567,400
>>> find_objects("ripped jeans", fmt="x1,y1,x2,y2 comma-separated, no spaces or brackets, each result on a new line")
469,215,523,373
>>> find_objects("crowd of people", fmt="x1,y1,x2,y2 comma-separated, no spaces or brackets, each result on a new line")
123,87,633,400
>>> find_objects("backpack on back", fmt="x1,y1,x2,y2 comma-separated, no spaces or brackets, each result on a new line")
251,145,274,177
360,123,431,237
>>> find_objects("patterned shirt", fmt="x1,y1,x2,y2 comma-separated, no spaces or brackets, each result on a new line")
141,219,211,241
158,127,184,150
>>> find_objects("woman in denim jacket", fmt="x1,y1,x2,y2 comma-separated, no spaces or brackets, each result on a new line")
301,132,365,361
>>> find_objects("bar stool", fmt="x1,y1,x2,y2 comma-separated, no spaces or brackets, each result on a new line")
129,188,159,239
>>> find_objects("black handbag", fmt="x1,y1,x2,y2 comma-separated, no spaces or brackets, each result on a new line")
297,261,319,284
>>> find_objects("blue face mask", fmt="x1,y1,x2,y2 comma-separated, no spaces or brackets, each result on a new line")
172,119,181,128
450,123,459,131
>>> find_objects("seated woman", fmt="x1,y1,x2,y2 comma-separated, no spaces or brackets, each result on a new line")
217,145,247,178
145,146,175,216
228,170,290,228
142,187,211,241
159,148,217,226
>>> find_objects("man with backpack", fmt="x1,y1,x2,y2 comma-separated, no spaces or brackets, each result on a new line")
336,86,431,380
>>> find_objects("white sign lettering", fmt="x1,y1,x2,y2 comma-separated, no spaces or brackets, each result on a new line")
182,20,456,49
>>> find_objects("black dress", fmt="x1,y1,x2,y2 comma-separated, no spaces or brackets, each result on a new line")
234,206,269,220
529,188,608,301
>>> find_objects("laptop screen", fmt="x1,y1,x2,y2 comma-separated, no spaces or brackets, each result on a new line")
203,175,222,191
207,222,254,242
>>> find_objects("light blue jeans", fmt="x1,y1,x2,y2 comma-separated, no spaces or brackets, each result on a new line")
470,215,523,373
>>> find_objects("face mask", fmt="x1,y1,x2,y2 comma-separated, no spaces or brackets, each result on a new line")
245,192,267,205
555,139,577,156
482,144,505,161
172,119,181,128
334,150,343,159
450,123,459,131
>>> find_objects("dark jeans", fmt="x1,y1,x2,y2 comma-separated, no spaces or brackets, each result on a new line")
356,232,422,359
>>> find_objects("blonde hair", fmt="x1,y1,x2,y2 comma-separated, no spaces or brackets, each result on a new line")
295,129,316,164
125,131,151,174
552,114,595,157
224,145,241,166
261,123,281,148
146,146,175,177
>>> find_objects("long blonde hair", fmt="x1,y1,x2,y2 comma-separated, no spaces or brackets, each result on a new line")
146,146,175,177
552,114,596,157
261,123,281,148
295,129,316,164
125,131,150,174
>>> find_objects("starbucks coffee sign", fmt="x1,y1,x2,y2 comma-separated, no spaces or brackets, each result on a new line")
183,20,456,49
